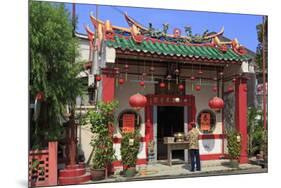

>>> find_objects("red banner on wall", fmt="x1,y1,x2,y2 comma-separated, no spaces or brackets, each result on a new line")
122,114,135,133
200,113,211,131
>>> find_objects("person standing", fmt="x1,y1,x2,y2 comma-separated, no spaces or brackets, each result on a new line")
187,122,201,172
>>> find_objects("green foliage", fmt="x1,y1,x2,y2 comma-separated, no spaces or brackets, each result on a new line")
248,107,266,156
29,1,84,143
256,17,267,70
83,101,119,169
121,131,141,168
227,130,241,160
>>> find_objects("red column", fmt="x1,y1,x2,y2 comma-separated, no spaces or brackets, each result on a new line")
48,141,58,186
145,105,153,159
235,77,248,164
102,74,115,102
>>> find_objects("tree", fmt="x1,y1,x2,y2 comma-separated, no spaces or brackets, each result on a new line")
256,17,268,71
29,1,83,147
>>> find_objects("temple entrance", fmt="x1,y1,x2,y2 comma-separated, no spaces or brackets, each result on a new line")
157,106,184,160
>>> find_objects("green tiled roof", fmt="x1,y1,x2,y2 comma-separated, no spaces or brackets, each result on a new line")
106,36,252,62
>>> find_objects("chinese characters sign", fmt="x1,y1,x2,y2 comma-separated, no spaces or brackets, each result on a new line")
122,114,135,133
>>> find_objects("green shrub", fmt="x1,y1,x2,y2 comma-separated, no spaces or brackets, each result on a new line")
83,101,118,169
227,130,241,160
121,131,141,168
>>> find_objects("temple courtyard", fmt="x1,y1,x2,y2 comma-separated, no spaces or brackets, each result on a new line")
88,158,266,184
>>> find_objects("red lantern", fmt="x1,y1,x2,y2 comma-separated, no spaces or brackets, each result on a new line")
124,64,129,70
119,78,125,85
227,85,234,92
178,84,184,91
139,80,145,87
95,75,101,81
159,82,166,88
212,86,217,92
35,91,44,101
208,97,224,111
129,93,147,110
195,85,201,91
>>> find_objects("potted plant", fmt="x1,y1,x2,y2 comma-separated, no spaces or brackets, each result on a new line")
83,101,118,180
227,130,241,168
120,131,141,177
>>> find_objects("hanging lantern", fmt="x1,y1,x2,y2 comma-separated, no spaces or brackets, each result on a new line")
139,80,145,87
159,82,166,88
167,75,172,90
95,75,101,81
124,64,129,70
114,67,120,75
190,76,195,81
212,86,217,92
178,84,184,91
198,70,203,75
208,97,224,112
129,93,147,110
195,85,201,91
119,78,125,85
124,64,129,80
227,85,234,92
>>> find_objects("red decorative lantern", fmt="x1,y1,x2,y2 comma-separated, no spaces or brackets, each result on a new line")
139,80,145,87
208,97,224,112
212,86,217,92
190,76,195,81
124,64,129,70
35,91,44,101
159,82,166,88
178,84,184,91
129,93,147,110
118,78,125,85
95,75,101,81
227,85,234,92
195,85,201,91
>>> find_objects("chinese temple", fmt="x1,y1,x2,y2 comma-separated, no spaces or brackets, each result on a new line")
80,12,255,170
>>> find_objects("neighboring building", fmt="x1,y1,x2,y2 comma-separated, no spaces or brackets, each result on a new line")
76,13,256,170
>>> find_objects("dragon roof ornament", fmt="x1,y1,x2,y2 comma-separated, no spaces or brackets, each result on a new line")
86,12,247,55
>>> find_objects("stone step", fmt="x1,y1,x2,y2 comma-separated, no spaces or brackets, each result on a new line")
59,168,86,177
59,172,91,185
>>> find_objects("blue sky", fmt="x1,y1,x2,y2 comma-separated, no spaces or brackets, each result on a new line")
65,3,262,52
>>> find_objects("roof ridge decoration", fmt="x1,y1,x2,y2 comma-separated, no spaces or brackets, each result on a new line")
86,12,248,56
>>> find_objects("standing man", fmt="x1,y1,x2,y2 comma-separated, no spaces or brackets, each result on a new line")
187,122,201,172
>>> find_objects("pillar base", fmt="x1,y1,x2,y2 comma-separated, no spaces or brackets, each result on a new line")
239,154,249,164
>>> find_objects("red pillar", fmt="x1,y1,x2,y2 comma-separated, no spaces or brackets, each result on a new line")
102,74,115,102
48,141,58,186
145,105,153,159
235,77,248,164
